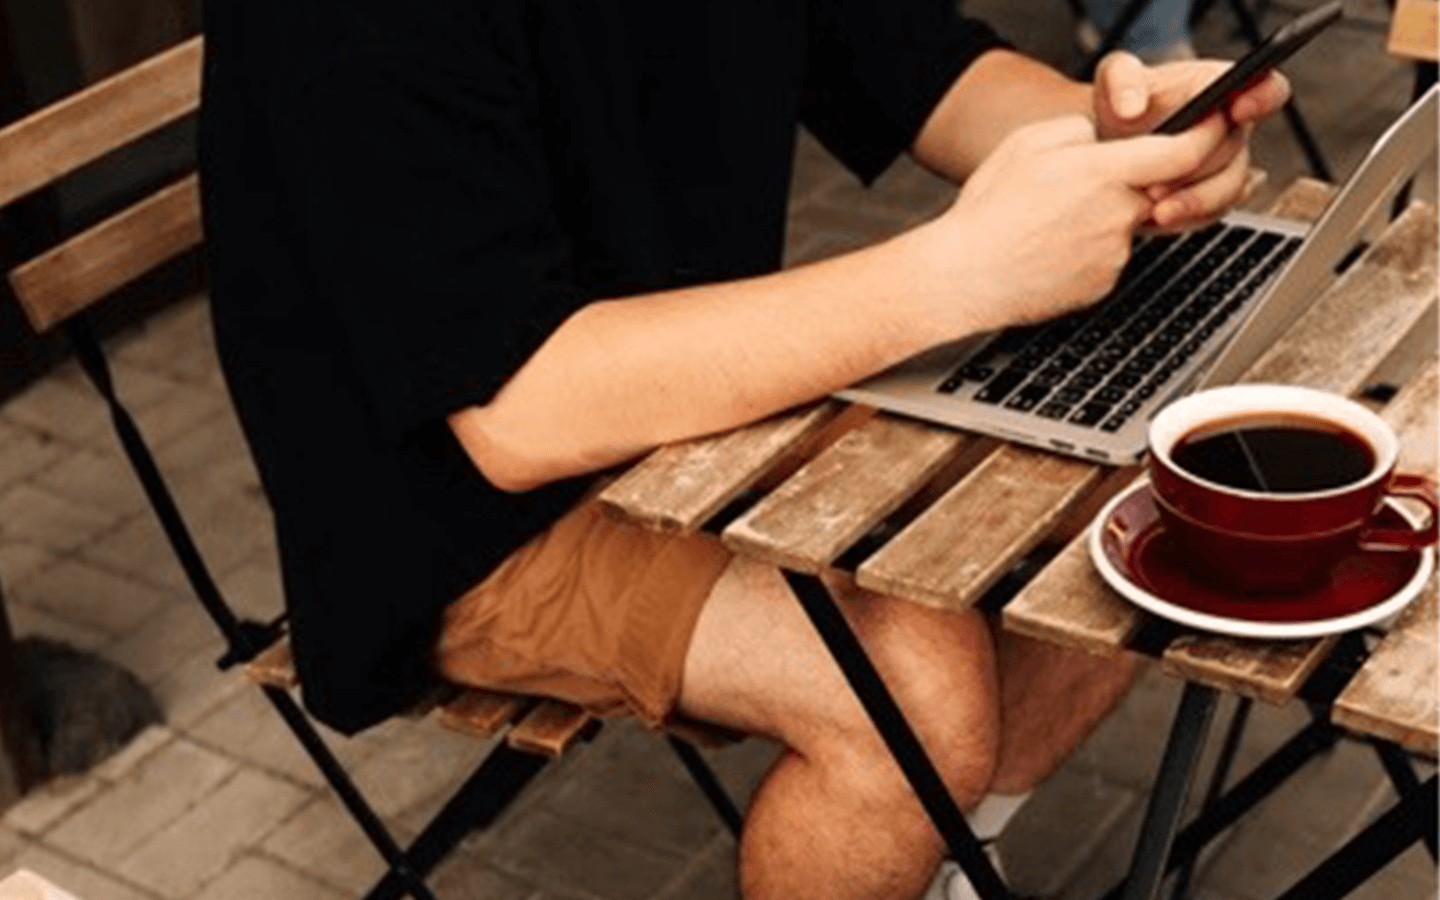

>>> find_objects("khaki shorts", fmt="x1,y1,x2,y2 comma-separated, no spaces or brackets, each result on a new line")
435,500,732,726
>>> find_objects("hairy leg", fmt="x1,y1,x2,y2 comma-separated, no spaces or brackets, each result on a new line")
678,558,1001,900
987,627,1142,795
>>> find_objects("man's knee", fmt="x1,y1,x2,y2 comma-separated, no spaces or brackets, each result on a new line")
802,587,1001,811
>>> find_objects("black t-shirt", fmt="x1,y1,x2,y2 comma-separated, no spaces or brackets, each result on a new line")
199,0,1007,733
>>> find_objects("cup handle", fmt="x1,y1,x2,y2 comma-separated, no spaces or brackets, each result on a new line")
1358,473,1439,550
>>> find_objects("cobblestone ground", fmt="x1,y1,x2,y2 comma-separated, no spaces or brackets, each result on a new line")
0,0,1434,898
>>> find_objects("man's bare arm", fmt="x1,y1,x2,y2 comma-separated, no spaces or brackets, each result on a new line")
450,115,1228,493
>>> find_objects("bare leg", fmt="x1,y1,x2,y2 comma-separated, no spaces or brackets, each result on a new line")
988,626,1141,795
678,558,1000,900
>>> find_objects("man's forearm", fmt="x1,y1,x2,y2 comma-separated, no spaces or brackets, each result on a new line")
449,224,996,493
912,48,1092,183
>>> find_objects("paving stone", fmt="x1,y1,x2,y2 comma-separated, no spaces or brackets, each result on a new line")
123,378,229,452
117,768,310,898
1000,766,1139,898
1344,843,1440,900
4,844,155,900
426,850,542,900
90,725,175,782
0,484,123,555
111,296,223,389
1068,664,1183,792
261,793,418,894
32,447,150,520
186,687,386,789
649,834,740,900
0,541,59,590
45,737,237,868
0,378,110,447
685,733,782,811
11,558,174,638
348,720,498,822
148,641,249,729
151,408,256,484
0,421,68,496
542,721,727,856
77,511,186,593
189,854,346,900
483,807,689,900
212,547,283,622
102,601,221,686
1,775,104,836
4,600,113,652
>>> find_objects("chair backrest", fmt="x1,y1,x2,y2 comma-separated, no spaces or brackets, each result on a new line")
2,34,202,333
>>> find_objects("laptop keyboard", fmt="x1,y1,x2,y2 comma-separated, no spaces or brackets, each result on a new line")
936,224,1303,433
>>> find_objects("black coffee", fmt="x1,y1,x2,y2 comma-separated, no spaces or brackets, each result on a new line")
1172,415,1375,493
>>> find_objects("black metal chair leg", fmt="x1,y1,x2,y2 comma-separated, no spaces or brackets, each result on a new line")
667,735,745,838
1119,682,1221,900
1169,696,1252,900
783,572,1012,900
1270,775,1437,900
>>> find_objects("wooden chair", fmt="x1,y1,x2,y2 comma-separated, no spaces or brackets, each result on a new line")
0,35,741,900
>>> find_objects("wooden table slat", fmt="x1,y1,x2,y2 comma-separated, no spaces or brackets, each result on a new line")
1240,202,1438,396
722,414,969,573
1333,584,1438,756
1162,635,1339,704
597,401,839,533
856,443,1104,610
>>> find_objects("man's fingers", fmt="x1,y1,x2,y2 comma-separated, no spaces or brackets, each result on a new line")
1228,70,1291,125
1152,143,1251,227
1095,51,1151,121
1092,113,1228,187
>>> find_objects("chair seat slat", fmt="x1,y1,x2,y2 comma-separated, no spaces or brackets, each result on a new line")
506,700,594,757
438,690,532,741
241,638,300,690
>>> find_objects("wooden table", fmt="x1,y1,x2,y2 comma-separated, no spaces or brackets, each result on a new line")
597,178,1439,900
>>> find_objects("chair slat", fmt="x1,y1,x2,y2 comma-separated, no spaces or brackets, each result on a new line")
857,444,1104,611
722,414,969,573
0,35,202,210
242,638,300,690
1333,584,1438,756
1004,182,1336,655
10,173,202,332
506,699,594,757
598,402,839,533
437,689,531,741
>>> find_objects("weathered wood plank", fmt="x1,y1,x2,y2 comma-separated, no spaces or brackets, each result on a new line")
722,414,969,573
242,638,300,690
1162,635,1339,704
506,699,594,757
0,36,202,209
1333,584,1438,756
1384,362,1439,480
1003,182,1337,655
1001,474,1146,654
10,174,202,332
437,690,529,741
598,402,839,533
1240,203,1438,396
857,444,1105,610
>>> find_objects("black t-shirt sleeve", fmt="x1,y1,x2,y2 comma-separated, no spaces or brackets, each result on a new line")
801,0,1012,183
272,41,581,438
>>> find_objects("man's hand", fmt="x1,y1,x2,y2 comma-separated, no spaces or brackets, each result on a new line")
913,113,1230,331
1092,52,1291,230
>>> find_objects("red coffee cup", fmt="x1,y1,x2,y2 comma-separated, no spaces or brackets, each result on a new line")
1147,384,1438,594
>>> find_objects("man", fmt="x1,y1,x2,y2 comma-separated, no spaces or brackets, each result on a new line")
199,1,1288,898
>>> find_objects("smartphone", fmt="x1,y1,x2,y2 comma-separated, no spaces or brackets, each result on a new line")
1152,0,1344,135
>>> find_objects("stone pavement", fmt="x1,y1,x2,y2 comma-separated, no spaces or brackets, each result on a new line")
0,1,1435,898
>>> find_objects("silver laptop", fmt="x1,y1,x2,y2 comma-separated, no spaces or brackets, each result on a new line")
837,85,1439,464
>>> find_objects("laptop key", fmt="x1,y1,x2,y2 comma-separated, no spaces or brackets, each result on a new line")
1037,401,1073,419
1070,402,1113,427
973,368,1028,403
1005,383,1053,411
